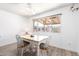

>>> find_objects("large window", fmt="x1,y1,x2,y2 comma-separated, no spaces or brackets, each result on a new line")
33,14,61,33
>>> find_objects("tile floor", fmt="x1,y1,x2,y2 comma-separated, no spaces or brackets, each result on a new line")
0,43,78,56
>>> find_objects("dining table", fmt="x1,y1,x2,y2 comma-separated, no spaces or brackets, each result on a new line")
20,34,48,56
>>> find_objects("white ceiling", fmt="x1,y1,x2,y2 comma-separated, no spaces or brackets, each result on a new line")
0,3,70,16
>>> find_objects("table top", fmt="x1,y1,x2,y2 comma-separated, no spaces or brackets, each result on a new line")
20,35,48,42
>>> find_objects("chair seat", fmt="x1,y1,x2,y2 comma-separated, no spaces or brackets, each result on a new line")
17,45,26,48
40,48,48,50
17,41,30,48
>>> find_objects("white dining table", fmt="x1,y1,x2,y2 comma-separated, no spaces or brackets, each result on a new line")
20,35,48,56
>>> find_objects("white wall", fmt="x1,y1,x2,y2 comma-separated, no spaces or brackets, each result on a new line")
0,4,79,53
0,10,31,47
32,4,79,52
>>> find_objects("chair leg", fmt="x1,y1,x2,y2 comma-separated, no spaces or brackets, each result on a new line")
21,48,24,56
46,50,49,56
17,48,20,56
40,50,48,56
17,48,24,56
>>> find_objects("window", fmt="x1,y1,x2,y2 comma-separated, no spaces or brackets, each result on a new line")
33,14,61,33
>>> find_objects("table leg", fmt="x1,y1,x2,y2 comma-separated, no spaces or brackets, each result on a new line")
37,42,40,56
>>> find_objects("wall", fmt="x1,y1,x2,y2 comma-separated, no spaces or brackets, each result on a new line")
0,10,31,47
32,4,79,52
0,4,79,52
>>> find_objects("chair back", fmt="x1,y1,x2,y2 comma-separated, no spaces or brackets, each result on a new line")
39,43,48,49
16,35,24,47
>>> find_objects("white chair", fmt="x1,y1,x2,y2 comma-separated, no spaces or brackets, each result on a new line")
39,42,49,56
38,38,50,56
16,35,30,56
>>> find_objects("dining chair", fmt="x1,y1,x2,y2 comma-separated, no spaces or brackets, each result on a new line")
39,42,49,56
16,35,30,56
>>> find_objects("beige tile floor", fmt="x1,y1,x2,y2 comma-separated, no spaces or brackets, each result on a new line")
0,43,17,56
0,43,78,56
